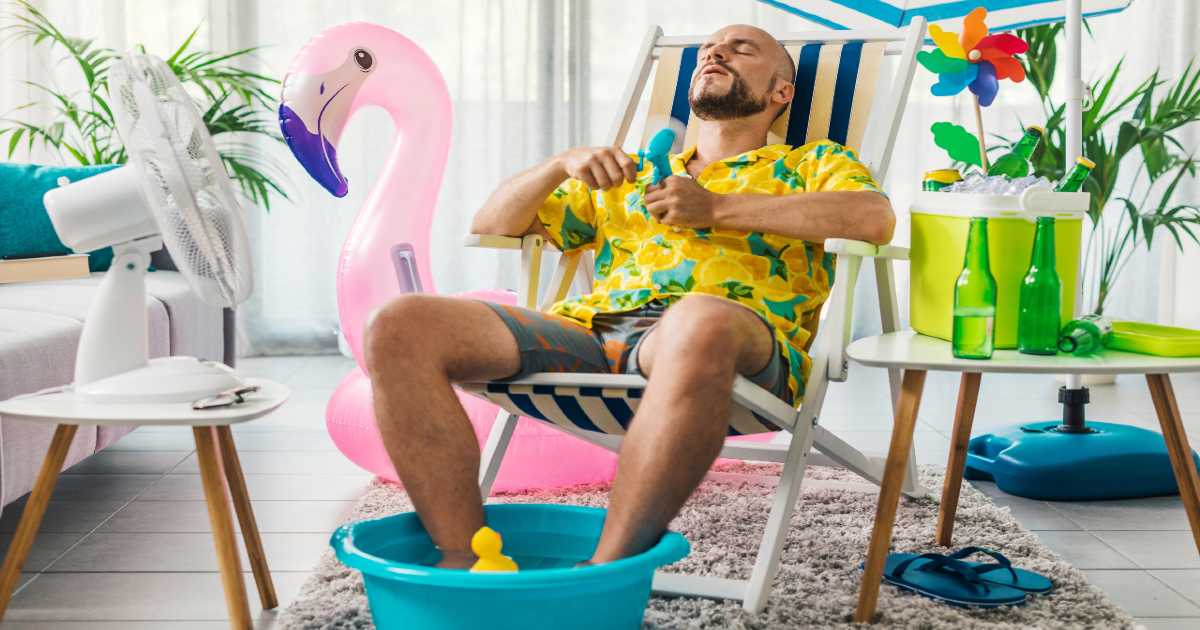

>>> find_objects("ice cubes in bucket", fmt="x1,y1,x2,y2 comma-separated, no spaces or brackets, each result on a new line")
942,173,1054,194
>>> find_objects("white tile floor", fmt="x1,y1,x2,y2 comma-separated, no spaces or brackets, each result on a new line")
1,354,1198,627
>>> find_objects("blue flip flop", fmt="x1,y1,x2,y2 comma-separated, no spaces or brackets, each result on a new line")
948,546,1055,594
880,552,1028,608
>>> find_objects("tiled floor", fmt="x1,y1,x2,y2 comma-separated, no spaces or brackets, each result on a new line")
2,354,1199,627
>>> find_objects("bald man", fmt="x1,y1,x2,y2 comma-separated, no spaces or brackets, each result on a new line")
365,24,895,568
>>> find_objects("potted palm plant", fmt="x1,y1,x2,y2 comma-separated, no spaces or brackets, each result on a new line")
0,0,288,211
998,22,1200,317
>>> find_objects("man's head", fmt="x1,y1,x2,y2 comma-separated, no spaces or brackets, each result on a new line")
688,24,795,123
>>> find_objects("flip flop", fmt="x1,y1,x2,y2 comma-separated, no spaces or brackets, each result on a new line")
948,546,1055,594
880,552,1028,608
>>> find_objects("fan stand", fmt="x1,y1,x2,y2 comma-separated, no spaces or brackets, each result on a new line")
74,235,242,403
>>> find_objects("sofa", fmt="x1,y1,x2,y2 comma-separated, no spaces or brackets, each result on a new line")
0,249,233,508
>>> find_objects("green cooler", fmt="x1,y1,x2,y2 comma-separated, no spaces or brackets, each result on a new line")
909,189,1090,349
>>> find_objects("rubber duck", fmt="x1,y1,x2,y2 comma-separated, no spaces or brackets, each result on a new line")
469,526,519,573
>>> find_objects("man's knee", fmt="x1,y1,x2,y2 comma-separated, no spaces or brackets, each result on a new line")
658,296,748,356
365,294,443,371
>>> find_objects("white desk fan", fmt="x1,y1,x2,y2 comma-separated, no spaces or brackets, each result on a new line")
41,53,253,403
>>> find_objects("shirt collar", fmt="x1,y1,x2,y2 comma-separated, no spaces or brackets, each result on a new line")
671,143,792,175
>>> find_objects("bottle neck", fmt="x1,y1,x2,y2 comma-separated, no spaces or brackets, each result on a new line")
1030,218,1056,268
965,218,990,269
1014,131,1041,159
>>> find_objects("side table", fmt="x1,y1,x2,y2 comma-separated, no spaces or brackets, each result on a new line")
845,332,1200,623
0,378,288,629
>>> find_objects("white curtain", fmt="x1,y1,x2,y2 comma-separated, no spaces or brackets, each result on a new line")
2,1,1196,355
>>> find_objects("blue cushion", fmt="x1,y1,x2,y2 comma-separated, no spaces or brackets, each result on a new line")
0,163,121,272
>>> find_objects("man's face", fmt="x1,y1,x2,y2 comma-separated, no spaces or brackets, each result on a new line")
689,25,792,121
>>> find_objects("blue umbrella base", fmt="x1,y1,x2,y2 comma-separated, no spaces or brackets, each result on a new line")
963,421,1200,501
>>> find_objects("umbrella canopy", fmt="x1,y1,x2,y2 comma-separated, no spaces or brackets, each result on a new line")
758,0,1130,32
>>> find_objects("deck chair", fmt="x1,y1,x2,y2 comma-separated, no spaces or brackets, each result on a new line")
462,19,928,613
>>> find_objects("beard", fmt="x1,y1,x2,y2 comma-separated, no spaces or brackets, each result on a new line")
688,63,772,121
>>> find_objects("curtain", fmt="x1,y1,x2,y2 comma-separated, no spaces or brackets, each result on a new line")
2,1,1196,355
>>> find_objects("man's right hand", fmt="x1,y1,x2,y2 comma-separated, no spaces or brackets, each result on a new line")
557,146,638,190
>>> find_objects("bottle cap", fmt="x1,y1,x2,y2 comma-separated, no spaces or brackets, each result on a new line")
923,169,963,184
1077,157,1095,169
1026,125,1045,135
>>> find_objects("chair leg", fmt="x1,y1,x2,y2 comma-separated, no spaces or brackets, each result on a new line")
854,369,927,624
1146,374,1200,554
742,415,817,613
0,424,77,620
936,372,982,547
194,427,252,630
479,411,520,498
215,426,277,610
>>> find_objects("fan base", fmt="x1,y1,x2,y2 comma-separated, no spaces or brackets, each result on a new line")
75,356,243,404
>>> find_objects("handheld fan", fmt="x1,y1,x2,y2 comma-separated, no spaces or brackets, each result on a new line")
638,127,677,185
41,53,253,403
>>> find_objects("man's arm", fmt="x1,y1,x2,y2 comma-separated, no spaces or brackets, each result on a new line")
469,147,638,237
714,190,896,245
644,177,895,245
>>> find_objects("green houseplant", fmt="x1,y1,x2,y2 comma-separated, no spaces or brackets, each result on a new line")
994,23,1200,316
0,0,288,210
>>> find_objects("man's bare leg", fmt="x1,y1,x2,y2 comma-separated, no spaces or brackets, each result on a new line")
590,295,777,562
364,295,525,567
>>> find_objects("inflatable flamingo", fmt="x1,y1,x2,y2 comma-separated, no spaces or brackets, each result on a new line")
278,22,617,491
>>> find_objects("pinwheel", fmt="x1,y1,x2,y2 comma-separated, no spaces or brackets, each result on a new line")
917,7,1029,168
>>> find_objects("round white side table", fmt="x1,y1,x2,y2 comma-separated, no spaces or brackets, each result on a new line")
0,378,288,629
844,332,1200,623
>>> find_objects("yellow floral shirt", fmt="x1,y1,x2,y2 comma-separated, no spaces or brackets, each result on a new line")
538,140,883,402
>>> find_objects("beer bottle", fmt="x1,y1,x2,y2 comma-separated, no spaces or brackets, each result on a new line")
952,217,997,359
923,169,963,191
987,126,1044,179
1017,217,1061,355
1059,314,1113,356
1055,157,1095,192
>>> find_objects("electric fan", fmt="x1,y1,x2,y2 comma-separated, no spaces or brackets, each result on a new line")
41,53,253,403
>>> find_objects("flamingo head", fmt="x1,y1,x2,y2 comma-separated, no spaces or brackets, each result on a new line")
279,23,407,198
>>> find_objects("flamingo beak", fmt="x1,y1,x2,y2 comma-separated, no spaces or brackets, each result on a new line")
279,57,369,198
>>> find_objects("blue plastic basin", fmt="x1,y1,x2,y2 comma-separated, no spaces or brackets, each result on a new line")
331,503,690,630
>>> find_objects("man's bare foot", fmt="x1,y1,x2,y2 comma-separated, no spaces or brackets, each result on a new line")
435,549,477,569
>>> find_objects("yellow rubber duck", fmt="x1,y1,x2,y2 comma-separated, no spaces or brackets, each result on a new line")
469,526,519,573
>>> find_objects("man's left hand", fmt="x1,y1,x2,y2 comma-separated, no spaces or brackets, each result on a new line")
644,176,719,229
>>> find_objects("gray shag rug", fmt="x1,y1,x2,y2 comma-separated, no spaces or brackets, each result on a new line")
278,463,1135,629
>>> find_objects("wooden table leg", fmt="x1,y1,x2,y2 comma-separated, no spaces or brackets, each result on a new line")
194,427,251,629
854,369,927,624
937,372,982,547
216,426,277,610
1146,374,1200,554
0,424,78,620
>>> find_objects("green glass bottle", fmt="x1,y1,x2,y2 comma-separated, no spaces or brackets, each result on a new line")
1017,217,1061,355
1055,157,1095,192
1059,314,1113,356
952,217,997,360
987,126,1044,179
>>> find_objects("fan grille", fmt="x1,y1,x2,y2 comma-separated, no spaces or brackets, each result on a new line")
109,54,253,308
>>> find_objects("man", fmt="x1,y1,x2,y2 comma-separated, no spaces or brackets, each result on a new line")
364,24,895,568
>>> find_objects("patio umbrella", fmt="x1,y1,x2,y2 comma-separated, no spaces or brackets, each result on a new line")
757,0,1134,163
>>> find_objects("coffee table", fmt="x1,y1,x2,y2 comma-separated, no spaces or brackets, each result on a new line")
0,378,288,629
844,331,1200,623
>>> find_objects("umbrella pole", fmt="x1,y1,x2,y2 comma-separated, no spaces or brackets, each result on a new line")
973,95,989,171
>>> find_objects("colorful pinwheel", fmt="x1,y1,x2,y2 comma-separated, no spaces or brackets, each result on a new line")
917,7,1029,107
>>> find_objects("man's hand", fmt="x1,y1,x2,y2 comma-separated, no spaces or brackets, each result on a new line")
644,176,720,229
558,146,638,190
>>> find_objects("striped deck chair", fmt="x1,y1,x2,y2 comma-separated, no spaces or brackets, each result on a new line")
463,20,927,613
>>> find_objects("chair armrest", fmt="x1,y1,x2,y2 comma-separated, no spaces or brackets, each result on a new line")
465,233,559,251
824,238,909,261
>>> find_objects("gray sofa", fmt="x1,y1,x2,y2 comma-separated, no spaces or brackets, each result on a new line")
0,250,232,508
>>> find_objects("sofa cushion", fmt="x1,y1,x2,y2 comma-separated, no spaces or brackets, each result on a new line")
0,163,120,272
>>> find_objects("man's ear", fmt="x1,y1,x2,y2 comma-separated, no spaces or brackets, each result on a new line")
773,80,795,111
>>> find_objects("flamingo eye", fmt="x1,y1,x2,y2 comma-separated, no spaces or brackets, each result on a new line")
353,48,374,72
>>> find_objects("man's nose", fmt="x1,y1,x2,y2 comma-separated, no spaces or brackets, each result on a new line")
702,43,729,64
